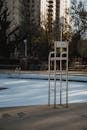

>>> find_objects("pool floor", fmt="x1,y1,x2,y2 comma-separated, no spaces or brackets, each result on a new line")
0,78,87,108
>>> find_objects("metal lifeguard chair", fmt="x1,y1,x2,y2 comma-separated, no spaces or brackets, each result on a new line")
48,41,69,108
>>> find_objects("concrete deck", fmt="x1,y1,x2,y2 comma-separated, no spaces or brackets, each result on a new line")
0,103,87,130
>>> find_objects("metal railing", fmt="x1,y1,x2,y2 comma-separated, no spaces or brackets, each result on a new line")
48,41,69,108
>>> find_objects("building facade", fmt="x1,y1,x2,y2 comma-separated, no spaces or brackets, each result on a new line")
56,0,70,27
29,0,40,26
41,0,70,39
4,0,40,35
55,0,70,40
2,0,41,58
4,0,22,35
41,0,55,28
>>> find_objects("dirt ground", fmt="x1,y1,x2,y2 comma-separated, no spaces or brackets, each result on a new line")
0,103,87,130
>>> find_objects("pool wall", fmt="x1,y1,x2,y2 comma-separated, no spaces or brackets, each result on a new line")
0,73,87,82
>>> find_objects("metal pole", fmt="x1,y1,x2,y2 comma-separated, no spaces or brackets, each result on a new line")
48,53,51,106
54,43,56,108
60,25,62,105
66,44,68,107
48,51,56,107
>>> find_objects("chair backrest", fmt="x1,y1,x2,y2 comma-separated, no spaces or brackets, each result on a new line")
54,41,68,53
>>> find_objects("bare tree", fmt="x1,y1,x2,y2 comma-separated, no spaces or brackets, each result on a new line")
70,0,87,57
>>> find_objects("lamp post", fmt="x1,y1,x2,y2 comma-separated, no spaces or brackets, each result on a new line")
24,39,27,57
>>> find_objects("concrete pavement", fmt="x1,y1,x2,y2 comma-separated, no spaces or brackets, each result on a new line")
0,103,87,130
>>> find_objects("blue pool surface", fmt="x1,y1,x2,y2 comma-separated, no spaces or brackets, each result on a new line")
0,74,87,108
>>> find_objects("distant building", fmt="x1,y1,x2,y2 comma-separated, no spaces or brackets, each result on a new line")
55,0,70,40
2,0,41,58
41,0,70,38
3,0,40,37
4,0,22,35
56,0,70,28
41,0,55,28
41,0,47,27
29,0,40,26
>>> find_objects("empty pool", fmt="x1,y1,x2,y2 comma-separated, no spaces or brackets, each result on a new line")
0,73,87,108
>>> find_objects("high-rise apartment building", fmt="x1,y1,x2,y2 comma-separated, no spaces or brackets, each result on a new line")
55,0,70,40
3,0,26,39
29,0,40,26
2,0,41,58
41,0,70,31
4,0,40,36
41,0,47,26
41,0,55,28
4,0,22,33
56,0,70,27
